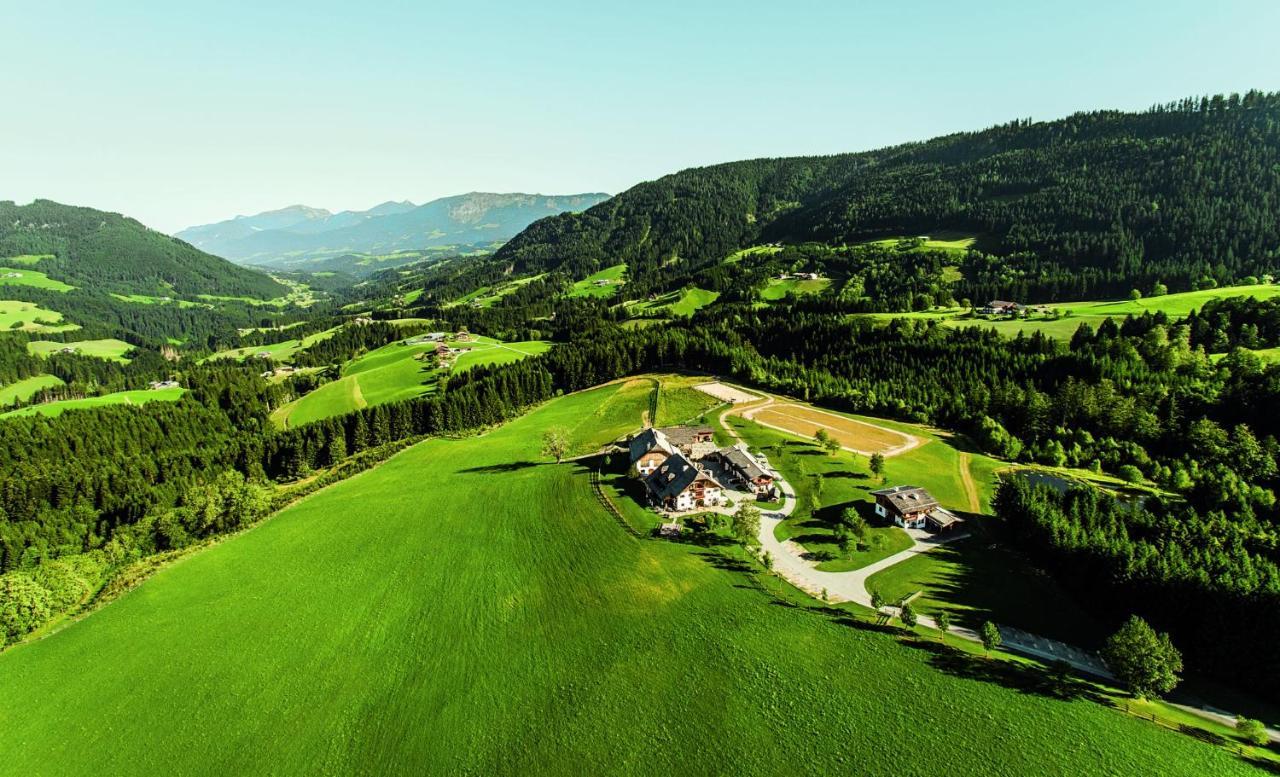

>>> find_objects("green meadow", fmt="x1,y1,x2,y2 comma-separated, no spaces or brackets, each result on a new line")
0,300,78,332
1,254,54,266
27,338,134,363
758,276,831,301
271,335,551,428
0,374,64,406
447,274,546,308
860,232,979,253
0,267,74,292
204,326,342,364
0,387,184,419
568,263,627,299
0,381,1257,775
626,287,719,318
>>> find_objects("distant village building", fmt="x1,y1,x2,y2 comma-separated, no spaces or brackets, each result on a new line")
2,271,22,278
352,316,375,325
629,428,675,476
981,300,1025,316
455,329,472,341
255,351,273,360
871,485,961,532
148,380,179,390
58,346,78,354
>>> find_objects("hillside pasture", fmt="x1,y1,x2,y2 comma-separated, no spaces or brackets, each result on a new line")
28,338,134,363
0,266,73,292
626,287,719,318
0,300,78,332
569,264,627,299
0,381,1255,775
0,374,64,406
270,335,551,428
759,276,831,301
1,254,54,266
0,387,184,419
203,326,342,364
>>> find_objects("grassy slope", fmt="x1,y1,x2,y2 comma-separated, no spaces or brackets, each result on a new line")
0,382,1256,776
0,374,64,406
568,263,627,299
27,338,133,363
0,300,78,332
0,387,183,419
759,277,831,301
627,287,720,318
0,267,74,292
204,326,342,364
870,283,1280,342
271,336,551,428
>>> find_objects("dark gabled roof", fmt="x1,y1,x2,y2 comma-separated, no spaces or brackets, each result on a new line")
646,453,721,500
719,445,770,481
655,425,714,449
986,299,1023,309
629,428,674,463
870,485,939,514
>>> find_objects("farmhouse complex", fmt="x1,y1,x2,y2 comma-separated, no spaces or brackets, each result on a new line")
628,425,776,511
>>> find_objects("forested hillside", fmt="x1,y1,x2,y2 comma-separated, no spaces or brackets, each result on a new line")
0,200,287,298
497,91,1280,301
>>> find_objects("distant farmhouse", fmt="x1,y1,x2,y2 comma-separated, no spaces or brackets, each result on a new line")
870,485,962,532
628,425,776,511
981,300,1025,316
148,380,179,390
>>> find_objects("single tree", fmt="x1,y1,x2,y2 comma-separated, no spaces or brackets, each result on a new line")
1101,615,1183,699
761,550,774,572
821,587,829,603
936,610,951,643
814,428,831,448
806,489,822,517
732,503,762,546
980,621,1002,655
823,436,841,456
899,601,917,630
1129,288,1143,302
1236,716,1269,747
870,590,885,611
869,452,886,482
541,427,570,463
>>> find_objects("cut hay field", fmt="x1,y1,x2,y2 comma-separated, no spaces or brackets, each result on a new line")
271,335,551,428
569,264,627,299
0,374,64,406
28,338,134,363
0,387,184,419
747,402,920,456
0,300,77,332
0,381,1257,776
0,267,74,292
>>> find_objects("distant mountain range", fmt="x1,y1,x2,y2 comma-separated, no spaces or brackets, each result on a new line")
177,192,610,272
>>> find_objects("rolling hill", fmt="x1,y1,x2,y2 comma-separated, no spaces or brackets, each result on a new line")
177,192,610,272
494,92,1280,303
0,200,287,299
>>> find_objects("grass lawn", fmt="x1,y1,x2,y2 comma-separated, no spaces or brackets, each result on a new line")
568,264,627,299
28,338,134,363
0,266,74,292
0,387,184,419
726,404,999,569
0,300,78,332
653,374,722,426
0,374,64,406
865,534,1107,647
758,277,831,301
0,381,1258,775
626,287,719,318
271,336,552,428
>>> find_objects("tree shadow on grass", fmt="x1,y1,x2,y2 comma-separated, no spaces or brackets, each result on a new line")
901,637,1106,704
458,460,543,474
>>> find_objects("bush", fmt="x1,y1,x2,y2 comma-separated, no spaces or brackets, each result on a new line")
0,573,53,644
1117,464,1144,484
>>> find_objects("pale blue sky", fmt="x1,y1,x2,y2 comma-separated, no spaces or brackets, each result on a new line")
2,0,1277,232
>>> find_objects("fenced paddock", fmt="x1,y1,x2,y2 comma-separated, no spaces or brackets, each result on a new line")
746,402,921,457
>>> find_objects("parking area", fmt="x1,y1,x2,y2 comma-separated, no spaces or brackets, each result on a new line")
998,625,1113,679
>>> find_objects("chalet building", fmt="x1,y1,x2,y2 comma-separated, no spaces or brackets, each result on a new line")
871,485,962,532
982,300,1025,315
714,443,775,495
655,425,716,459
645,453,724,511
148,380,179,390
629,428,676,476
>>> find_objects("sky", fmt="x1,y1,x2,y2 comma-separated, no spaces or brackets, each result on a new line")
2,0,1277,233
